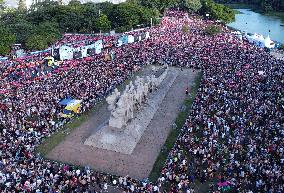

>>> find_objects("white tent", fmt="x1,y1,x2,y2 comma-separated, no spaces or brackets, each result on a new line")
252,33,265,42
95,40,103,54
146,32,150,39
59,45,74,60
81,44,95,58
128,35,134,43
264,35,275,49
246,33,265,47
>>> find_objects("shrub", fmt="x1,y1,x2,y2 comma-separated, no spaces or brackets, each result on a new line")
204,25,221,35
182,25,190,33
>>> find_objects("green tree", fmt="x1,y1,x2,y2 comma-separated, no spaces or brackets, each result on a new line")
36,21,61,45
95,14,111,32
261,0,273,12
200,0,235,23
0,25,16,55
204,25,222,35
80,3,100,32
9,20,36,45
182,25,190,33
26,35,48,51
96,2,114,17
18,0,27,12
0,0,4,13
29,0,59,12
109,3,142,31
58,0,64,5
58,10,84,32
215,0,284,12
183,0,202,12
131,0,160,10
68,0,81,6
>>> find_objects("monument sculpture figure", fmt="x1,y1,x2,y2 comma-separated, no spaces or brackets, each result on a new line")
108,66,168,129
106,88,120,111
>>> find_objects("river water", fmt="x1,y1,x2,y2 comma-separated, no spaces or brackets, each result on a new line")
227,9,284,44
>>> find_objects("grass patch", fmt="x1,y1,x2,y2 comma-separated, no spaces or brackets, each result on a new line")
37,102,103,156
148,71,203,182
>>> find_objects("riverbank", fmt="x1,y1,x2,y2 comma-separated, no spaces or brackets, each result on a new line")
226,3,284,21
225,3,256,9
227,8,284,44
266,11,284,22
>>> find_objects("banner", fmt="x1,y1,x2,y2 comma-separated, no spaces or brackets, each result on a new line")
128,35,134,43
59,45,74,60
141,33,146,40
134,35,140,42
95,40,103,54
116,35,129,47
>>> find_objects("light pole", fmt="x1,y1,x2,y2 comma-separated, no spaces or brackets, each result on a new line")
99,9,101,36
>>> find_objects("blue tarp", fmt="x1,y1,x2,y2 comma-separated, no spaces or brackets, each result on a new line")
63,109,72,114
119,35,128,45
59,98,74,105
0,57,8,61
30,49,50,55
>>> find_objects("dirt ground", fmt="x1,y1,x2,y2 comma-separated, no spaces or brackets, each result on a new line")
47,67,198,180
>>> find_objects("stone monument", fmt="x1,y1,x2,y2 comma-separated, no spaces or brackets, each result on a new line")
84,65,174,154
107,66,168,129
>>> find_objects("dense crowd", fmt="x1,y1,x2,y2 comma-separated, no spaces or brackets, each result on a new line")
0,9,283,193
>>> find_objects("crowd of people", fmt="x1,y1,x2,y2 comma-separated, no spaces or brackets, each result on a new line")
0,9,283,193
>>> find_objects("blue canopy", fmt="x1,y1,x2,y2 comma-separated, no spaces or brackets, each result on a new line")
63,109,72,114
59,98,73,106
0,57,8,61
30,49,50,55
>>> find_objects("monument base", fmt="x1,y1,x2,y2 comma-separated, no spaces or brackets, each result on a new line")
84,68,178,154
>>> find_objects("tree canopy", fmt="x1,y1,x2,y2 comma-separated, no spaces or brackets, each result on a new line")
128,0,235,22
215,0,284,12
0,0,4,10
96,14,112,33
0,25,16,55
200,0,235,23
0,0,235,54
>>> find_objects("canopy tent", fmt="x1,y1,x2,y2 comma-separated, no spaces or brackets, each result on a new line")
15,49,25,58
59,45,74,60
95,40,103,54
246,33,276,49
145,32,150,39
65,100,82,113
0,57,8,61
59,98,74,105
30,49,50,55
128,35,134,44
264,35,275,49
81,44,95,58
60,109,73,118
116,35,129,47
44,56,55,66
59,98,82,117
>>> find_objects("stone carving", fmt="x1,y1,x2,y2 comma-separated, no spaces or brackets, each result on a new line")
108,66,168,129
106,88,120,111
